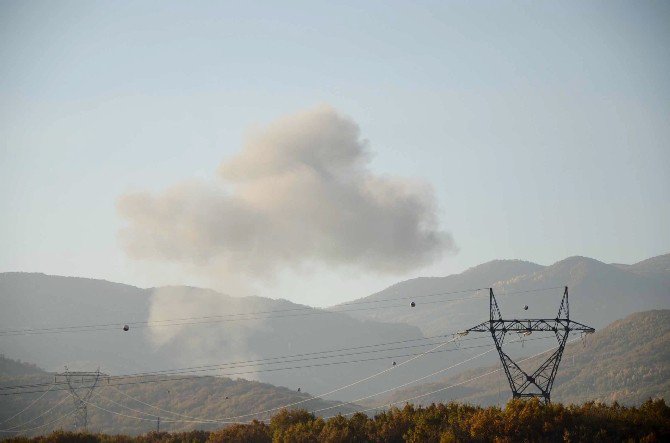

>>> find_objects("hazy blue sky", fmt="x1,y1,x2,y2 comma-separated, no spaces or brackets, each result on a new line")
1,0,668,306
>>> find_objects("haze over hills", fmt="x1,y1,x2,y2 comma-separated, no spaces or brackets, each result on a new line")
0,273,424,400
337,254,670,336
613,253,670,286
368,309,670,408
1,310,667,437
1,253,668,404
0,356,357,436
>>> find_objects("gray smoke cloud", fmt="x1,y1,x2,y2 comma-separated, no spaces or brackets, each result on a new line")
118,105,453,282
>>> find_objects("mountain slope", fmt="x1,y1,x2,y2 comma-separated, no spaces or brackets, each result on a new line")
0,273,423,400
0,358,356,436
0,355,45,376
2,253,668,404
330,259,543,337
370,309,670,407
614,253,670,286
335,256,670,336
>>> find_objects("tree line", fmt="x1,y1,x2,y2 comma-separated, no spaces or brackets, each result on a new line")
5,398,669,442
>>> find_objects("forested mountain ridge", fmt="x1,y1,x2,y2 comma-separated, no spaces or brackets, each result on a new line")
0,364,357,436
0,273,423,398
0,355,45,377
1,311,668,438
334,254,670,336
613,253,670,286
1,253,668,403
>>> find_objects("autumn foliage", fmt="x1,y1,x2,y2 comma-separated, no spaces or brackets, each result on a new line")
5,399,669,443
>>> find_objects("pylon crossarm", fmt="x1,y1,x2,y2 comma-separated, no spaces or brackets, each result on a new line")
491,319,568,332
467,319,592,334
566,320,595,333
464,321,489,333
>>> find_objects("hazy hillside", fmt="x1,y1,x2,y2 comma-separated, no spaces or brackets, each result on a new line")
0,362,357,436
0,355,45,377
335,255,670,337
0,273,423,400
2,254,668,404
2,312,668,438
370,309,670,408
614,253,670,286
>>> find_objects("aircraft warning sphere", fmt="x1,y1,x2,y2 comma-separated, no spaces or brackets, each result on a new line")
524,305,528,310
123,325,129,331
410,301,416,307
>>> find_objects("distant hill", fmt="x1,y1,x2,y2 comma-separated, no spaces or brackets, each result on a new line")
0,273,423,400
368,309,670,408
2,254,668,404
0,355,45,376
1,312,668,438
613,253,670,286
0,358,357,436
334,255,670,337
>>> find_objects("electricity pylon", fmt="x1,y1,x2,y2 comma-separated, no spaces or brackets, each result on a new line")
463,287,594,403
55,368,106,430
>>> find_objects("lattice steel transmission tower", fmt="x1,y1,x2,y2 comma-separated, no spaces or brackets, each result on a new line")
55,368,106,430
463,287,594,403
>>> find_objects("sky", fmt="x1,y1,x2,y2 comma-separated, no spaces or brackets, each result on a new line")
1,0,669,307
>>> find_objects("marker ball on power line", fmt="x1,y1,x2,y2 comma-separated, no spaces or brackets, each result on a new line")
524,305,528,310
410,301,416,307
123,325,129,331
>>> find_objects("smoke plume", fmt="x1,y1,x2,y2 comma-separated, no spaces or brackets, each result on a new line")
118,105,453,283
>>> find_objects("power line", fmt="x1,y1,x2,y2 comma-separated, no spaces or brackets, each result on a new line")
0,287,494,336
76,336,482,425
328,336,582,419
0,330,486,392
0,333,487,393
0,335,556,397
1,337,574,432
312,345,500,416
119,336,491,378
74,337,490,426
0,286,568,338
57,335,555,427
73,336,546,426
0,392,70,431
0,383,55,425
0,410,75,434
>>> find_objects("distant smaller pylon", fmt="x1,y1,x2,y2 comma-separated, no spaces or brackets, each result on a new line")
55,367,107,430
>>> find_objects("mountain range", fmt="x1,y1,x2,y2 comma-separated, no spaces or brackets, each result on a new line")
336,254,670,336
0,356,356,436
1,253,668,402
1,309,667,436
